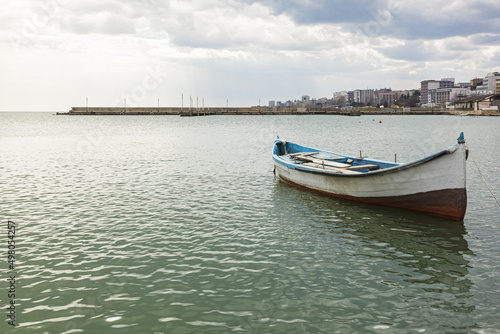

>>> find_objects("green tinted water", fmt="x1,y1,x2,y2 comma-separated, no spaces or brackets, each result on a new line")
1,113,499,333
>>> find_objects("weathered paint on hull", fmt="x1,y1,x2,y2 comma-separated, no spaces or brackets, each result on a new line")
278,175,467,219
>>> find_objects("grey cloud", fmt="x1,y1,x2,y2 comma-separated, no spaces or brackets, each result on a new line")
375,38,483,63
388,19,500,41
378,40,443,62
242,0,388,24
243,0,500,41
470,34,500,46
366,1,500,40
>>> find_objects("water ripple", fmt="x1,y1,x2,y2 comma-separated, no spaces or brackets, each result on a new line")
2,114,498,333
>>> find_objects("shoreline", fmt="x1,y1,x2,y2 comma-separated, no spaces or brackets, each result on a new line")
56,107,500,116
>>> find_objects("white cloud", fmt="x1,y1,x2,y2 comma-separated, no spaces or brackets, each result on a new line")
60,12,136,34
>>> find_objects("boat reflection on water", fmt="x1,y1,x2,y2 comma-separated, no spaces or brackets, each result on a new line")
272,179,476,329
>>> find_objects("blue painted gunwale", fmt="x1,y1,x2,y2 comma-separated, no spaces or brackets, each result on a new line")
272,139,460,178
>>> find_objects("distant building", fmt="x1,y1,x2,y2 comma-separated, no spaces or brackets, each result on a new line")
440,78,455,88
420,80,440,105
455,82,471,88
347,91,354,104
269,100,276,107
454,94,500,111
333,91,348,107
302,95,310,102
375,88,395,106
353,89,375,105
421,78,455,105
435,87,469,105
470,78,483,90
475,72,500,94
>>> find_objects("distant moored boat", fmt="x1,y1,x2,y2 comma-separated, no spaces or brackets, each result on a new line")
272,133,468,220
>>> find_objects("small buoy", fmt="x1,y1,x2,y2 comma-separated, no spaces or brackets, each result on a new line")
379,120,382,123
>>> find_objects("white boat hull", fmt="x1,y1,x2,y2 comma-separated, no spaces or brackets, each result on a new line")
273,140,467,220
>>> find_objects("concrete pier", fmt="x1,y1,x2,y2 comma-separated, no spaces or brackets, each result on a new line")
59,106,333,116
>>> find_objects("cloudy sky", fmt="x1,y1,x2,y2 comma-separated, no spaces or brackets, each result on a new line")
1,0,499,111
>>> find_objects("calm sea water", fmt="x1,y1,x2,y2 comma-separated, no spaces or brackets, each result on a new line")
1,112,499,333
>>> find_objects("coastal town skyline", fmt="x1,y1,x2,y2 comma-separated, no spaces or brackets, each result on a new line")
1,0,499,111
265,70,500,109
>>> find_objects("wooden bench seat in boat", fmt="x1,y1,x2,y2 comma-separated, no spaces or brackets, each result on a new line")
289,152,319,157
294,155,352,168
300,162,361,174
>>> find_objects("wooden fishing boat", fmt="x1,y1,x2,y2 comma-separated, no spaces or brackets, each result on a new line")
272,133,468,220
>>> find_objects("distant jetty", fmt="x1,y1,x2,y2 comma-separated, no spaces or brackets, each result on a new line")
57,106,499,116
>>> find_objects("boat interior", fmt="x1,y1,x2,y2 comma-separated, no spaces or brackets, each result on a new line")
274,140,400,174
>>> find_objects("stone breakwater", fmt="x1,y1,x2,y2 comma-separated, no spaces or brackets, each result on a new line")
57,106,473,116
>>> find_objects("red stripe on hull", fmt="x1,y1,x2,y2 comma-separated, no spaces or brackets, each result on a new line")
279,176,467,220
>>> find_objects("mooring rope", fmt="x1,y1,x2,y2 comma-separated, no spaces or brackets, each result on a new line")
471,153,500,208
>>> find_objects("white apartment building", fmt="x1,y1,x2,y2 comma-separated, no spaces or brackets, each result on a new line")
475,72,500,94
